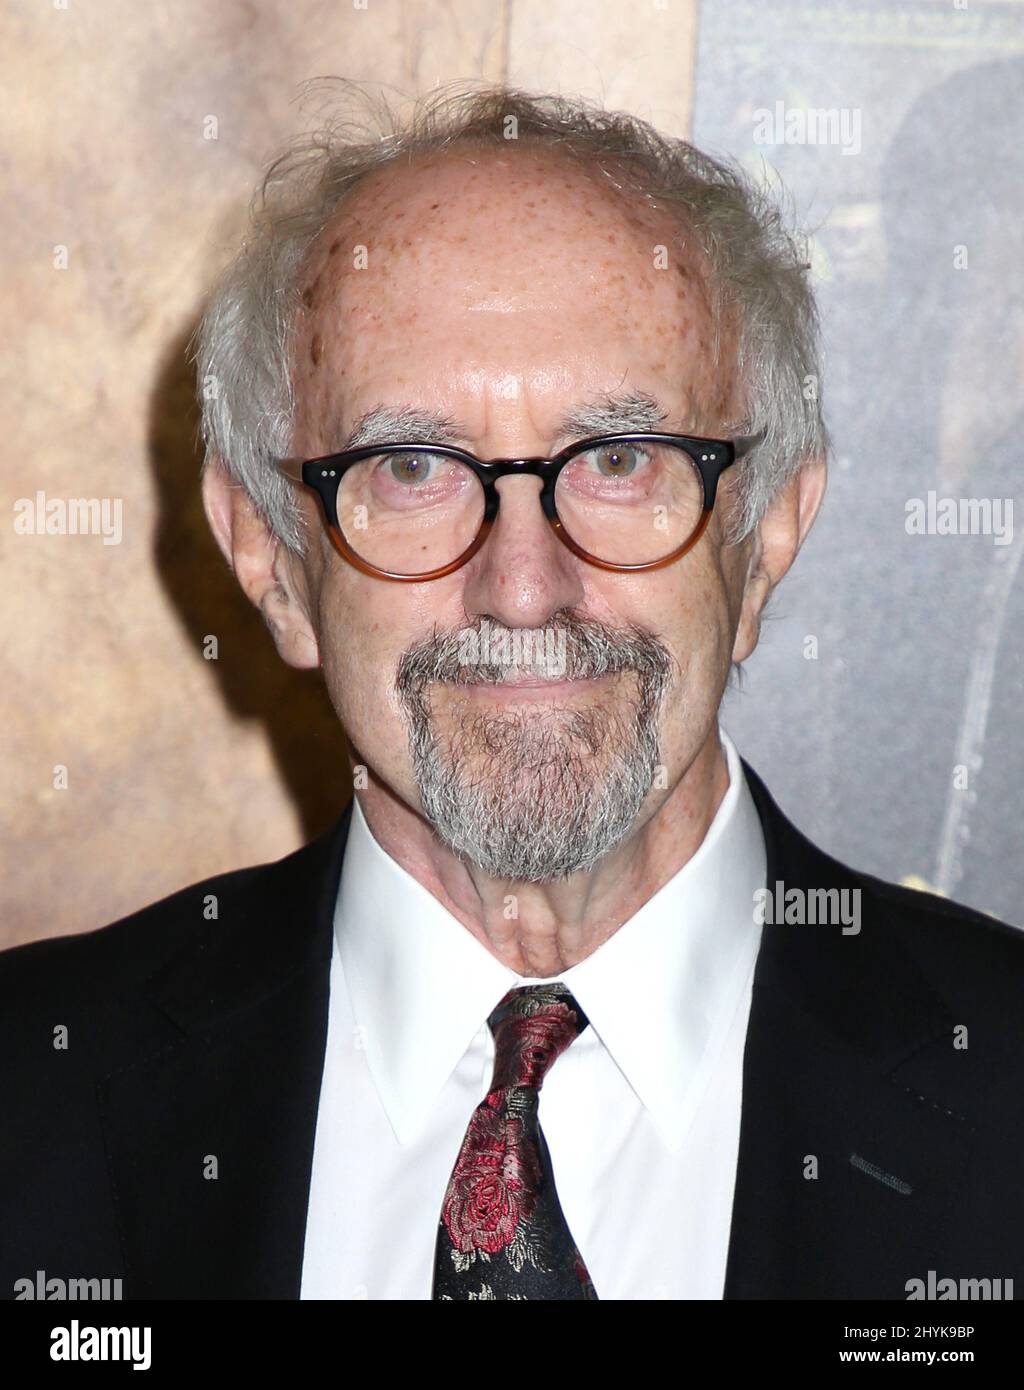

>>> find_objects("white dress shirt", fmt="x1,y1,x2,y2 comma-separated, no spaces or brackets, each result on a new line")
300,724,766,1300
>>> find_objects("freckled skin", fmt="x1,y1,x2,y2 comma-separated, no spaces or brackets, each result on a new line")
205,143,826,975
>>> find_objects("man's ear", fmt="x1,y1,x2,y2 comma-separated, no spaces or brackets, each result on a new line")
201,455,320,671
731,454,827,664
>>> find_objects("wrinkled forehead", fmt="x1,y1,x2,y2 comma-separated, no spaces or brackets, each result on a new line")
300,142,714,318
291,144,733,440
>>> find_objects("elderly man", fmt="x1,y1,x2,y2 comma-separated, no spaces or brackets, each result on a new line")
3,85,1023,1303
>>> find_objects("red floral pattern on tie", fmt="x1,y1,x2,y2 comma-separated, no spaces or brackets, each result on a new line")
434,985,599,1298
442,1100,541,1254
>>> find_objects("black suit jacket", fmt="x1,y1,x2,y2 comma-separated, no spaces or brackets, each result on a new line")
3,761,1024,1300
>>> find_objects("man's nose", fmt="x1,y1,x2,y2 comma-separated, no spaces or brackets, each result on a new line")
459,471,586,628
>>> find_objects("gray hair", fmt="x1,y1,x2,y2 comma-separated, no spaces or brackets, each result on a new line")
191,78,829,556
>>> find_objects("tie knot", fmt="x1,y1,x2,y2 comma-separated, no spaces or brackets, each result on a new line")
487,984,589,1092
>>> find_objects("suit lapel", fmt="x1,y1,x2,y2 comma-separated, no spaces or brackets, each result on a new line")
97,803,353,1298
724,763,975,1298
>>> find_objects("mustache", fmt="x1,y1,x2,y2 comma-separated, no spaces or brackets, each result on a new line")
394,611,673,697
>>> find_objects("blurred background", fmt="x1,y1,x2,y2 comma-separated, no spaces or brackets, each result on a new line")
3,0,1021,946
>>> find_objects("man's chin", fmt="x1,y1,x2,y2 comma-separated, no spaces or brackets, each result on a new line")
416,767,646,882
428,704,612,766
404,681,664,879
423,817,606,884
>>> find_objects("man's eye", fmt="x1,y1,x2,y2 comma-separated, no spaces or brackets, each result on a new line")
386,452,447,485
580,444,650,477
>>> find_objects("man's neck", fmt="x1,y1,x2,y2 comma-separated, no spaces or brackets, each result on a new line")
353,727,731,976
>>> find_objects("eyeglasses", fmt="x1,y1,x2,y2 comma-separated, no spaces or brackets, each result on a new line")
274,430,763,582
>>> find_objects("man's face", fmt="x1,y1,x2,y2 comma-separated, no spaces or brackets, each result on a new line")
285,145,758,882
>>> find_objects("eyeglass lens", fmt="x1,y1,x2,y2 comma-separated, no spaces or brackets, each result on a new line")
329,441,707,576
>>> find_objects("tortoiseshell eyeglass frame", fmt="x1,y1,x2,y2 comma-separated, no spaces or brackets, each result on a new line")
273,430,764,582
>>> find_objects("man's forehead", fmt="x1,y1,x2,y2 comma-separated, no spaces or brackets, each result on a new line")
298,176,714,356
302,143,698,290
292,147,731,447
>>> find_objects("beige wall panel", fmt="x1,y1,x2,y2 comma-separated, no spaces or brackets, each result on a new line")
1,1,508,945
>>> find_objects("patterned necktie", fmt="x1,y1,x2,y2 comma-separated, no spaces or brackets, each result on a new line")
432,982,599,1300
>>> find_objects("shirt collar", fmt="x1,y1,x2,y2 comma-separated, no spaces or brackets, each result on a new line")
334,725,765,1150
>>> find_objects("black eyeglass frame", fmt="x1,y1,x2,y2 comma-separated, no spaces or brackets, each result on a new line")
274,430,763,581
